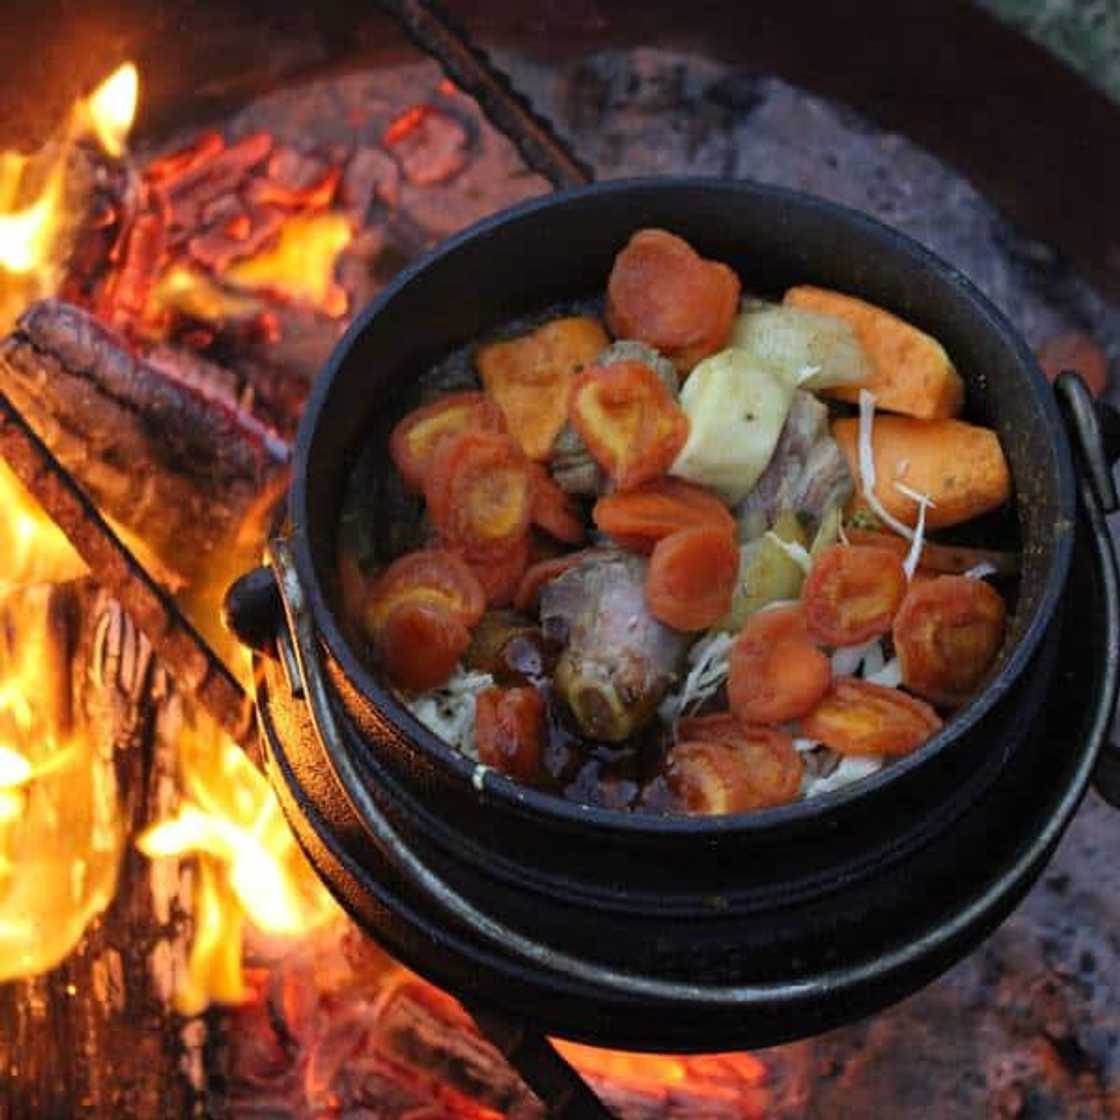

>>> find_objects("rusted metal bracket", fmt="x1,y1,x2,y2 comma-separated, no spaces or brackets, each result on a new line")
0,390,254,747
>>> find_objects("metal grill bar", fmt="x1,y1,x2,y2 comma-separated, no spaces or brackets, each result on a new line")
376,0,593,189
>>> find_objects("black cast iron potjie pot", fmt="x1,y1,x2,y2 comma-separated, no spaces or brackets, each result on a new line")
230,178,1120,1051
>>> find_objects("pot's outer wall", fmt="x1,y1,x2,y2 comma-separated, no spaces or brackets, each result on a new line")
260,485,1115,1048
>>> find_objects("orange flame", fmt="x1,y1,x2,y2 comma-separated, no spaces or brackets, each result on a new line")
0,61,139,327
138,712,339,1015
84,63,139,159
0,459,87,589
0,579,123,982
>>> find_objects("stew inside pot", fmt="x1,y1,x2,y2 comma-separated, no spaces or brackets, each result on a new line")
336,229,1019,815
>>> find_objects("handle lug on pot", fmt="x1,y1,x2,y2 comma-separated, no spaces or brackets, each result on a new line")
222,564,283,655
1054,371,1118,514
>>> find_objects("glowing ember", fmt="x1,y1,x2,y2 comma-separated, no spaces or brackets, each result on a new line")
138,712,338,1015
225,211,353,317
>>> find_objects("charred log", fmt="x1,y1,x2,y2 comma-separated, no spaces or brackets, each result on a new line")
0,584,208,1120
0,299,287,584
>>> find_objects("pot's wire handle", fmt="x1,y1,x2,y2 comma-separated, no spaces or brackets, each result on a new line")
1055,371,1120,809
1055,371,1118,513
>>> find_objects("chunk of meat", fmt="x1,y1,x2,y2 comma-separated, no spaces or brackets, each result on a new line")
737,390,852,540
541,552,690,741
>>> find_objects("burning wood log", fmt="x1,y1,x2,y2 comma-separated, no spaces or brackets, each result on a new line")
0,299,287,586
0,585,208,1118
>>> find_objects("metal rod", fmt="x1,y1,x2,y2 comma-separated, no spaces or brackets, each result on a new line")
376,0,593,189
0,390,254,748
468,1005,616,1119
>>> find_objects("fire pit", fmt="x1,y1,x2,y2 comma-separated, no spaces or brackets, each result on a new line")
1,2,1119,1117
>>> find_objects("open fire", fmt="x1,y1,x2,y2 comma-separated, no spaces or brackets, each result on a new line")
0,59,782,1117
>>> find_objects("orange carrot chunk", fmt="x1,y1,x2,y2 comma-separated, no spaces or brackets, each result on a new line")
475,686,546,782
801,678,942,757
607,229,740,374
568,360,689,490
362,549,486,637
728,605,831,724
662,726,802,814
389,391,505,492
802,544,907,646
529,463,586,544
645,526,739,631
892,575,1007,707
514,549,598,614
593,477,735,553
378,601,471,692
784,285,964,419
844,528,1018,577
832,415,1011,530
476,316,609,460
470,534,532,609
424,430,534,563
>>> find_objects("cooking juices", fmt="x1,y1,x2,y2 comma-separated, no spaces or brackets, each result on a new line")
335,229,1017,816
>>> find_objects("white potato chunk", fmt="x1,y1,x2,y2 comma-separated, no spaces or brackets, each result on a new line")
670,349,793,503
729,300,871,391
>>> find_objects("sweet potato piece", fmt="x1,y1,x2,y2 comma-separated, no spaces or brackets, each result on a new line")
476,316,609,461
568,360,690,490
832,415,1011,530
784,285,964,419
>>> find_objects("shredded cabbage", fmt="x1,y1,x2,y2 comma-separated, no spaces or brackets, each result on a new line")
964,562,998,580
893,480,935,580
866,657,902,687
658,630,735,728
803,755,884,797
403,666,495,759
857,390,917,540
763,530,813,574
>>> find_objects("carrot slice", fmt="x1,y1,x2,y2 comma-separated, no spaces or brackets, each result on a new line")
606,229,740,373
529,463,586,544
593,477,735,553
728,605,831,724
425,430,533,563
476,317,609,460
646,526,739,631
469,534,532,609
568,360,689,490
378,601,471,692
801,544,907,646
663,727,802,814
892,575,1007,707
784,285,964,419
363,549,486,637
844,528,1019,577
801,678,941,757
389,392,505,492
514,549,597,614
475,685,546,782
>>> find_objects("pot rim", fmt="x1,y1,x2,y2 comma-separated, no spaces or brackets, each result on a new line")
290,175,1076,837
